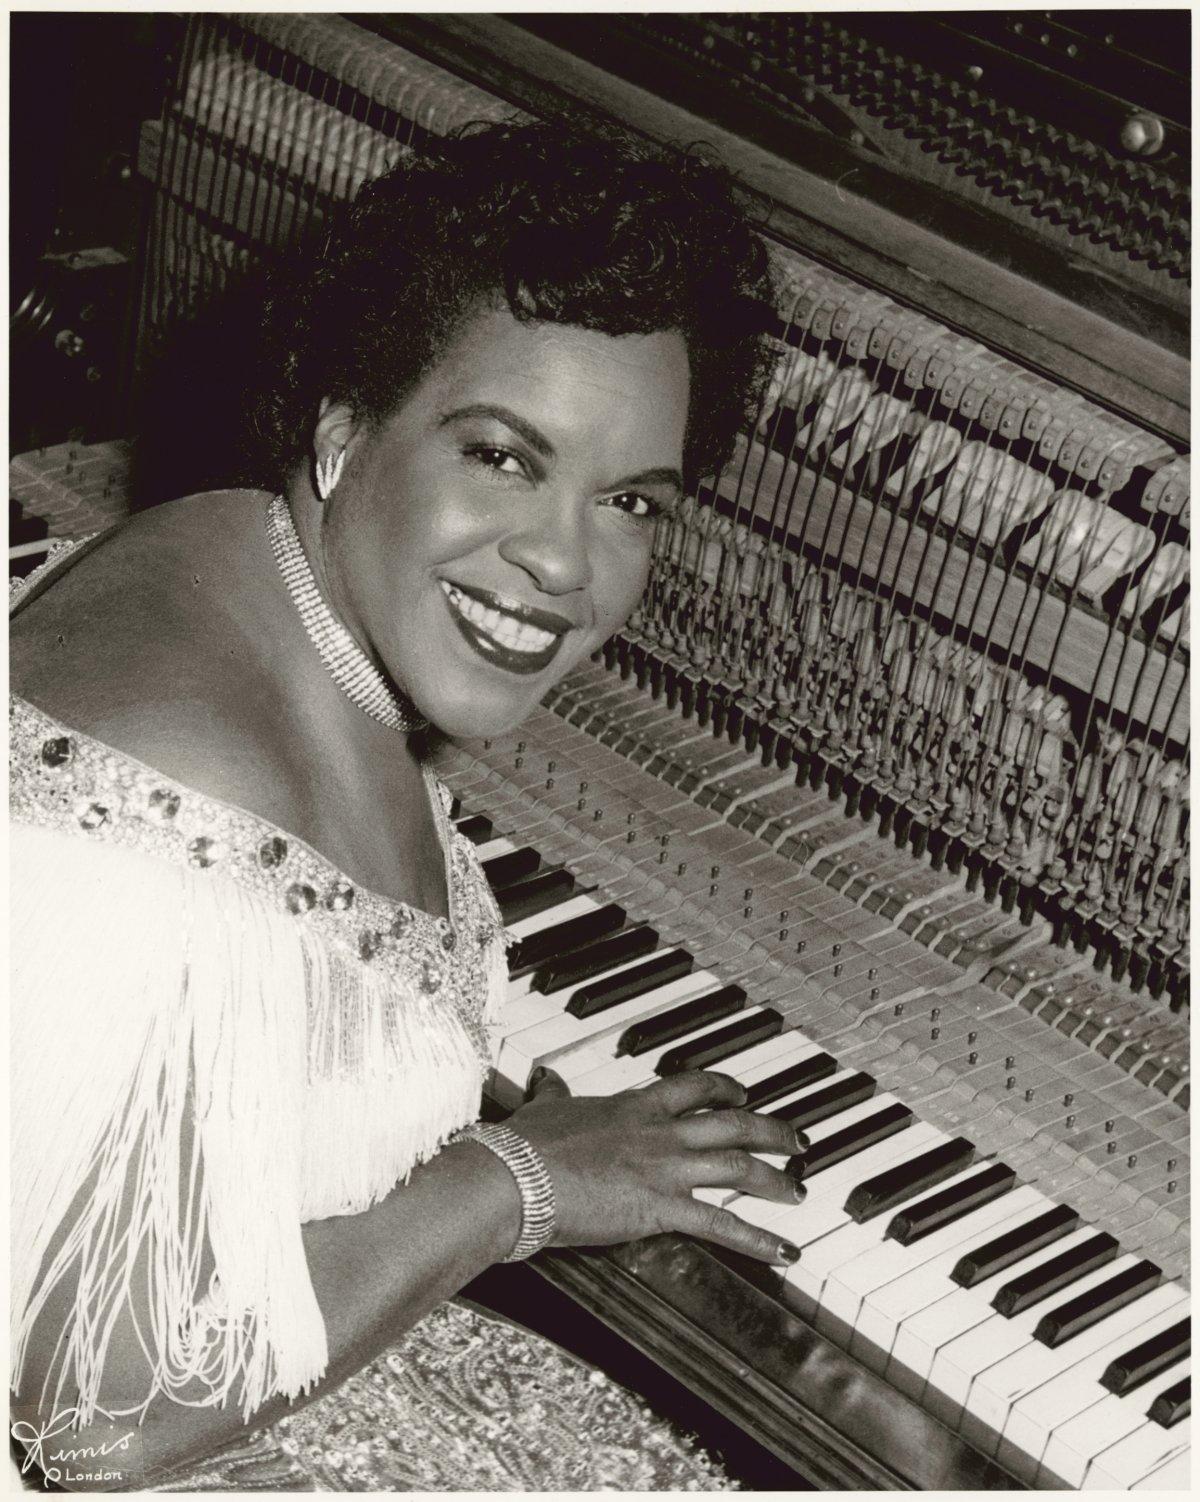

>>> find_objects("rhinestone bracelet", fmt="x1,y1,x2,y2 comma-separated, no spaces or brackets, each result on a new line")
453,1122,556,1262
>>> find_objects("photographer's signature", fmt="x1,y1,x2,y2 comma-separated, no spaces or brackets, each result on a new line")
11,1407,136,1488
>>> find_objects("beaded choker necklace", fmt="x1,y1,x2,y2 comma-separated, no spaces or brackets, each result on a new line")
266,495,427,734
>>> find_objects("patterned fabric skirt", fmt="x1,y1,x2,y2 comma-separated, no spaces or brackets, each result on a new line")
149,1300,734,1491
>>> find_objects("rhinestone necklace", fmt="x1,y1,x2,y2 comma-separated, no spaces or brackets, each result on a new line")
266,494,427,734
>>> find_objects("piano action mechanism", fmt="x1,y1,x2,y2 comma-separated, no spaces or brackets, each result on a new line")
103,11,1192,1488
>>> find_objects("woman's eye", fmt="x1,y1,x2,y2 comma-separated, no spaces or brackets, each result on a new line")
466,445,525,477
604,491,660,520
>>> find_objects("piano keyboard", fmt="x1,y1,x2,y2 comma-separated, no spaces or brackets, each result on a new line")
436,689,1189,1491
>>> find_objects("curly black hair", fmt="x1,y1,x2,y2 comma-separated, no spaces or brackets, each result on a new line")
246,120,776,490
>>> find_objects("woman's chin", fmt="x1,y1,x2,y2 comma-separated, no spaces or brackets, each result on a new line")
422,685,549,744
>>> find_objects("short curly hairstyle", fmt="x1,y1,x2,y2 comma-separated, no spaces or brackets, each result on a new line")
248,120,776,490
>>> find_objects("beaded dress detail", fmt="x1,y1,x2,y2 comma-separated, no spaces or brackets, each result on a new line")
10,544,731,1491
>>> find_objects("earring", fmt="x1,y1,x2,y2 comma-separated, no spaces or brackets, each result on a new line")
315,448,346,502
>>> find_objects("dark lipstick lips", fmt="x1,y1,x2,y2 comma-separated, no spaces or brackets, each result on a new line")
441,581,572,677
442,581,577,636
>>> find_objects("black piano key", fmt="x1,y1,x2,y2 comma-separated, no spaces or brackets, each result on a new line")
1148,1376,1190,1428
951,1203,1080,1288
455,813,492,843
1033,1259,1162,1348
789,1102,913,1179
616,983,746,1055
656,1007,784,1076
844,1136,976,1223
496,868,575,925
744,1051,838,1110
1100,1319,1190,1396
769,1072,876,1131
508,903,626,976
532,924,659,995
885,1161,1017,1245
991,1232,1119,1317
483,846,542,889
567,949,696,1021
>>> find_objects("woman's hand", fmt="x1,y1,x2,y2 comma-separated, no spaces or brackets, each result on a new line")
506,1069,804,1266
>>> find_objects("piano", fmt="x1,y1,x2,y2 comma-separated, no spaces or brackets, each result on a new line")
14,10,1189,1489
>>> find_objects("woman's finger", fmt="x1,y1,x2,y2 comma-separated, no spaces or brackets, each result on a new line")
685,1151,804,1206
675,1197,802,1267
675,1107,800,1159
526,1065,571,1101
639,1069,746,1117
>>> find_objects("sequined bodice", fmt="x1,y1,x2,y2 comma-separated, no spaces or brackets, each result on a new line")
9,693,504,1063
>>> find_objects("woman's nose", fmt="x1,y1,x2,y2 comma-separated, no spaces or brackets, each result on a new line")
497,497,593,596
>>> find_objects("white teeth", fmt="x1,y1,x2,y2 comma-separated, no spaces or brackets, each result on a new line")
440,581,558,654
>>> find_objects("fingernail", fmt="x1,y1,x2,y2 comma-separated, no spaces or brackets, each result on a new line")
792,1180,807,1204
792,1127,807,1153
527,1066,548,1093
777,1241,801,1265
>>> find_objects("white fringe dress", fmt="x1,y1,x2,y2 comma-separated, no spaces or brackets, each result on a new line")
9,677,729,1491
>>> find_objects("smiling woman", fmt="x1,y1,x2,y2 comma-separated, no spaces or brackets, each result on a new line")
10,122,783,1491
308,306,691,740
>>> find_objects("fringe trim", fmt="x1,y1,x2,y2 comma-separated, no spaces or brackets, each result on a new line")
11,824,490,1426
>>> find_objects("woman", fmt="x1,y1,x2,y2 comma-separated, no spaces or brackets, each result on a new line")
10,122,805,1491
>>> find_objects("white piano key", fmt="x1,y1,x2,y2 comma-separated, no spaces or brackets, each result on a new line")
490,973,730,1108
884,1224,1097,1402
978,1259,1177,1456
1038,1358,1190,1488
713,1100,937,1222
714,1085,914,1234
722,1029,824,1086
496,966,722,1090
501,949,708,1045
566,1007,778,1095
727,1109,938,1265
998,1289,1189,1484
1129,1449,1191,1490
961,1250,1148,1450
693,1035,830,1210
847,1186,1047,1373
924,1256,1139,1436
504,892,598,942
499,946,677,1038
732,1031,824,1090
805,1158,988,1341
782,1122,949,1315
1082,1416,1190,1490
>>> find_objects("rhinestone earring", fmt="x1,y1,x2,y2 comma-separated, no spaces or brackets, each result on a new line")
315,448,346,503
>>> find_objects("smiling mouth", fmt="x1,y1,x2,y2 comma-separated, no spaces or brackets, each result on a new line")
439,581,572,676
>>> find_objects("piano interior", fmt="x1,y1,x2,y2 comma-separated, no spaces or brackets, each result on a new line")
10,11,1189,1490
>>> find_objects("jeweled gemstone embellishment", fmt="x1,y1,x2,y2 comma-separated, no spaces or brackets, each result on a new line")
187,835,227,868
40,736,73,769
325,881,355,912
389,908,414,938
441,930,456,953
358,929,381,961
419,960,442,994
258,835,289,869
147,788,181,821
285,882,318,914
75,799,109,831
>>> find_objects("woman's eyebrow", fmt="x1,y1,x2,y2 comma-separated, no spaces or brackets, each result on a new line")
438,402,554,458
613,465,684,497
439,402,683,494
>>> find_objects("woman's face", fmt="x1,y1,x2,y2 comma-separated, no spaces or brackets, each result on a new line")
317,304,690,738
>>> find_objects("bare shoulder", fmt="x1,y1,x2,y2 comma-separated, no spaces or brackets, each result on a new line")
10,491,299,810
